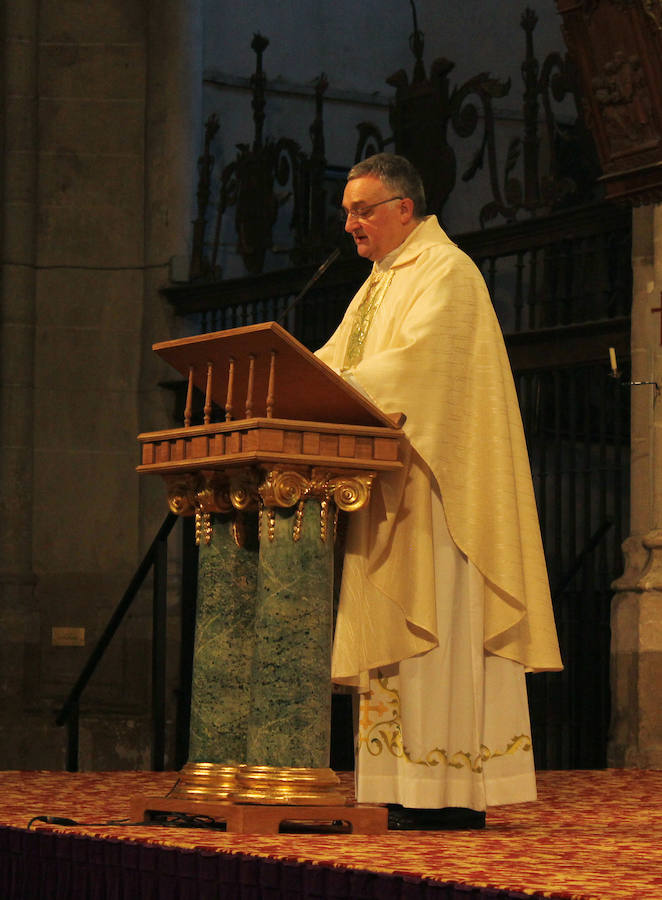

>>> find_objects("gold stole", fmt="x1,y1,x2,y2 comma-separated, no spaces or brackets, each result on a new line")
342,269,395,369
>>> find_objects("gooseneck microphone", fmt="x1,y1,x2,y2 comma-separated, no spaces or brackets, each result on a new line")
277,247,341,325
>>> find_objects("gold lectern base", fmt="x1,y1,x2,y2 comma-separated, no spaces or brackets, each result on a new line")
129,795,388,834
229,765,346,806
166,762,347,806
130,763,387,833
168,761,240,801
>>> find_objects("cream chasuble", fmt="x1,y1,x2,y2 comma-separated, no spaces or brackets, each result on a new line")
316,215,561,809
317,216,561,686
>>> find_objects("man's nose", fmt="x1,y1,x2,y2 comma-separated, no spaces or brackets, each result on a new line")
345,215,359,234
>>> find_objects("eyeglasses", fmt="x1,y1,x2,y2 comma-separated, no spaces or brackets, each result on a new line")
341,196,403,222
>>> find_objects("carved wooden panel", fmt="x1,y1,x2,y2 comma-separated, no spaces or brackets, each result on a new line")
556,0,662,203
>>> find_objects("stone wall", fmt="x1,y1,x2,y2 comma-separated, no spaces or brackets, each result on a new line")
0,0,199,769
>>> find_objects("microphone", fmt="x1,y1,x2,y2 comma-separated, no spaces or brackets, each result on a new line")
278,247,341,325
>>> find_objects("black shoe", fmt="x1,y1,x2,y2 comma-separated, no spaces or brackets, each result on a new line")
387,805,486,831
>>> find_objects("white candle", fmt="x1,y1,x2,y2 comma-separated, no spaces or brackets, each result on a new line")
609,347,617,373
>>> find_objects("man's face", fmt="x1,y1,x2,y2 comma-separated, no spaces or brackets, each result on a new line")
342,175,413,262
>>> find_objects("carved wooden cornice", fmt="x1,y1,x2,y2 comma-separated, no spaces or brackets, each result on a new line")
556,0,662,204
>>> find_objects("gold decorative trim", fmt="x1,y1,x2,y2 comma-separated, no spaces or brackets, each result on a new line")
165,470,263,545
292,500,305,542
228,468,260,511
229,765,346,806
166,471,232,545
195,511,213,545
263,506,277,542
194,472,230,546
165,474,197,516
259,469,310,508
257,467,377,542
195,473,232,515
165,466,377,544
327,472,375,512
359,677,532,774
170,761,240,801
320,498,330,543
343,269,395,369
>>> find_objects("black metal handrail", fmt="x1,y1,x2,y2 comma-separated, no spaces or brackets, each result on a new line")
55,512,184,773
551,519,614,602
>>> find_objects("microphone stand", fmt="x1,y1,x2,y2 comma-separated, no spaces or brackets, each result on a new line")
277,247,341,326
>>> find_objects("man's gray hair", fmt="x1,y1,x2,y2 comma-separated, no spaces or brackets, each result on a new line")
347,153,427,219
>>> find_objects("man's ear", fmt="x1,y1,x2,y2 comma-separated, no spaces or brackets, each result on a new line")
399,197,415,224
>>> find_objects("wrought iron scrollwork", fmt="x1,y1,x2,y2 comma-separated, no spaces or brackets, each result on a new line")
477,9,599,225
355,3,599,227
189,114,220,281
189,5,603,278
191,35,337,278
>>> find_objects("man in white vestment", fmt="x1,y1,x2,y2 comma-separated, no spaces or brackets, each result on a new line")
316,153,562,830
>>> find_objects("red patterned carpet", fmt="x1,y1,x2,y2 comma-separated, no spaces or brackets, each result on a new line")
2,768,662,898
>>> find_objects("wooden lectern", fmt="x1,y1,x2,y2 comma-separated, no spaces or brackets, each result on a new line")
132,322,404,833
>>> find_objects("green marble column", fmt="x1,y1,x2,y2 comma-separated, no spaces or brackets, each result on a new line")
188,511,259,764
246,501,334,768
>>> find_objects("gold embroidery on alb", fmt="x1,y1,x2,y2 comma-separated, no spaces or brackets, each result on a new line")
358,676,533,773
343,269,394,369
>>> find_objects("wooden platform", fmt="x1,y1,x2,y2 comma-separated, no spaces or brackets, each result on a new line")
5,770,662,898
129,794,388,834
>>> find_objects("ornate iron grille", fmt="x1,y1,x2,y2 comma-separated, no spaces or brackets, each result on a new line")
458,202,632,333
520,363,630,769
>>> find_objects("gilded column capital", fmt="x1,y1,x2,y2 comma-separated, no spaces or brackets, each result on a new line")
165,471,234,545
257,466,378,542
257,466,376,511
164,473,197,516
164,466,379,544
228,468,260,511
258,468,312,508
193,472,231,546
321,469,376,512
195,470,232,515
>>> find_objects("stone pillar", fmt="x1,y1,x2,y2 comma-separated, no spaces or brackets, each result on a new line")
165,466,372,805
610,204,662,767
188,512,259,764
246,502,334,768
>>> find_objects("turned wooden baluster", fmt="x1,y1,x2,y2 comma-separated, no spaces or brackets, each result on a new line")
245,354,256,419
225,357,235,422
266,350,276,418
204,362,213,425
184,365,195,427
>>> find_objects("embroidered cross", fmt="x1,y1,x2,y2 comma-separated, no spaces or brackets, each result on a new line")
359,695,390,730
